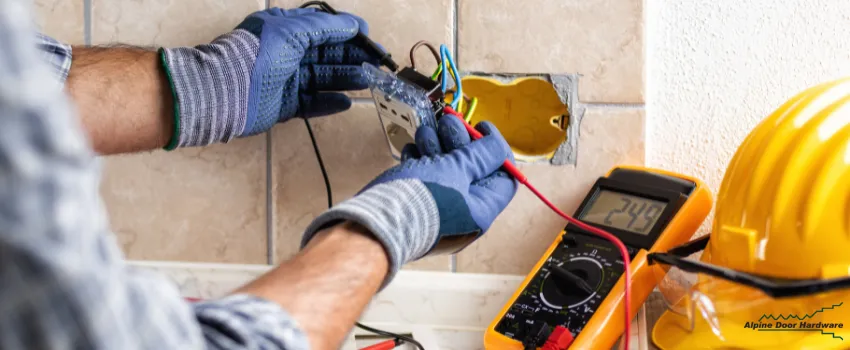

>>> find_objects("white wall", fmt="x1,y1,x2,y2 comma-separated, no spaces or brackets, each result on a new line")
646,0,850,232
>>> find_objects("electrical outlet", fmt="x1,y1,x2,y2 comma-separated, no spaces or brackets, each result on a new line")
363,62,437,160
374,88,421,135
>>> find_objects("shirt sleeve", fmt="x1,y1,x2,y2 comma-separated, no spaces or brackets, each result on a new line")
0,1,308,349
34,32,72,87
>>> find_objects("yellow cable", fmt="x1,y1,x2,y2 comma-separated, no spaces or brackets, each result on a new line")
431,65,442,80
465,97,478,123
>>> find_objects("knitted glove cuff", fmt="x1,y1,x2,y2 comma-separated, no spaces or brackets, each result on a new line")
301,180,440,289
160,29,259,148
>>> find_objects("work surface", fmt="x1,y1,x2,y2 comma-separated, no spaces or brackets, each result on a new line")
129,261,657,349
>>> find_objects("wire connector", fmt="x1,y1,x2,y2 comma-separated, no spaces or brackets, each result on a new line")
397,66,441,99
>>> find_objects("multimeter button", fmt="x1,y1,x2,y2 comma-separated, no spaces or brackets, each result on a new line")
561,235,577,247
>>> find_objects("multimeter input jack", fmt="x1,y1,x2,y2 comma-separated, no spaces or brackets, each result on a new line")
522,322,551,350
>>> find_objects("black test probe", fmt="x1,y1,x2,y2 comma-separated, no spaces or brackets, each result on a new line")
299,1,399,72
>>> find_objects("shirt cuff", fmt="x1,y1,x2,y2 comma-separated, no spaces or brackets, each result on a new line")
194,294,310,349
35,33,72,88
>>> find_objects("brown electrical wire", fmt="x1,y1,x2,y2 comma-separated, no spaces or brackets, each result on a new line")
409,40,474,104
409,40,441,70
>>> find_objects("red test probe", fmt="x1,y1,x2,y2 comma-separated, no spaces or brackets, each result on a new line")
443,106,633,350
359,339,405,350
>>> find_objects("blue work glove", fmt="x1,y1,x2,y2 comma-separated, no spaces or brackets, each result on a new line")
160,8,381,149
302,116,519,287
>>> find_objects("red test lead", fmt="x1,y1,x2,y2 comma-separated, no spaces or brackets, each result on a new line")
443,106,632,350
442,107,527,184
359,339,403,350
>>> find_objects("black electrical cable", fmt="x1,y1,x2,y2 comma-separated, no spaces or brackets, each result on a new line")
303,118,426,350
303,119,332,208
299,0,332,11
355,322,425,350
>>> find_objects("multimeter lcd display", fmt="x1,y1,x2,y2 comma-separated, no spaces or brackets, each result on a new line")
581,190,667,235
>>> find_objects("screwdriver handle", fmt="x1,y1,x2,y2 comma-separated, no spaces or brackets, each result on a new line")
442,107,528,184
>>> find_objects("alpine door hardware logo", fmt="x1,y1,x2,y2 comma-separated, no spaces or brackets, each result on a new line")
742,302,845,340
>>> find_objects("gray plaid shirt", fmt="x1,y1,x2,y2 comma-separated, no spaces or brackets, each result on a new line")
0,0,308,348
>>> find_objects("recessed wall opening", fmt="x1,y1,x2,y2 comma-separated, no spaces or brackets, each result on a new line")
459,76,569,162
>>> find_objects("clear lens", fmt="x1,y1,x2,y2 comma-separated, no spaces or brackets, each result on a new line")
657,264,697,316
653,254,850,347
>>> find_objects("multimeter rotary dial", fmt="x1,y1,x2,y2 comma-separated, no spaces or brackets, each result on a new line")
494,235,624,340
539,255,608,309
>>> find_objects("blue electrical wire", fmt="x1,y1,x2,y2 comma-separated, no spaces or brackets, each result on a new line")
439,46,449,93
439,44,462,110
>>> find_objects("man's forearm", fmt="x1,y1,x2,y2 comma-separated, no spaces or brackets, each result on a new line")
66,47,174,155
235,221,390,350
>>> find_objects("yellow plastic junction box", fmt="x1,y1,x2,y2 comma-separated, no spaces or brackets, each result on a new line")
448,76,569,162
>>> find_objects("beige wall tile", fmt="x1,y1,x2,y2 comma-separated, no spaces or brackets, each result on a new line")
33,0,85,44
94,0,268,263
101,137,267,263
273,0,453,97
272,103,450,270
458,0,644,103
92,0,264,47
457,107,645,274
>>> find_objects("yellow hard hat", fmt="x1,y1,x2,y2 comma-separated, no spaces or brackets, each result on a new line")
651,78,850,349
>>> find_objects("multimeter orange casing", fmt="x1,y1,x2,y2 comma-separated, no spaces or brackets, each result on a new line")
483,165,713,349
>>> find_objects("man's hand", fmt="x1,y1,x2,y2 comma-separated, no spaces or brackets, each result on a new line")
64,7,382,155
161,8,380,148
302,116,519,287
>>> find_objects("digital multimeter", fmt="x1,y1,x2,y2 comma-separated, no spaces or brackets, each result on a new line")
484,166,712,349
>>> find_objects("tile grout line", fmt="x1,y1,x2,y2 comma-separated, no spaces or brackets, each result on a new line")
453,0,459,65
265,0,273,266
449,0,459,274
84,0,91,46
582,102,645,109
266,132,274,265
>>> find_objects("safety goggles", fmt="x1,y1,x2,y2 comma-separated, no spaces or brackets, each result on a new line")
647,235,850,299
646,236,850,347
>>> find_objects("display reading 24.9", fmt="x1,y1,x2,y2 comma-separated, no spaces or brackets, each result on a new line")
580,191,667,235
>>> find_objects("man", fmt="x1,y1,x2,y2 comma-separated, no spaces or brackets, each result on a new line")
0,1,518,350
